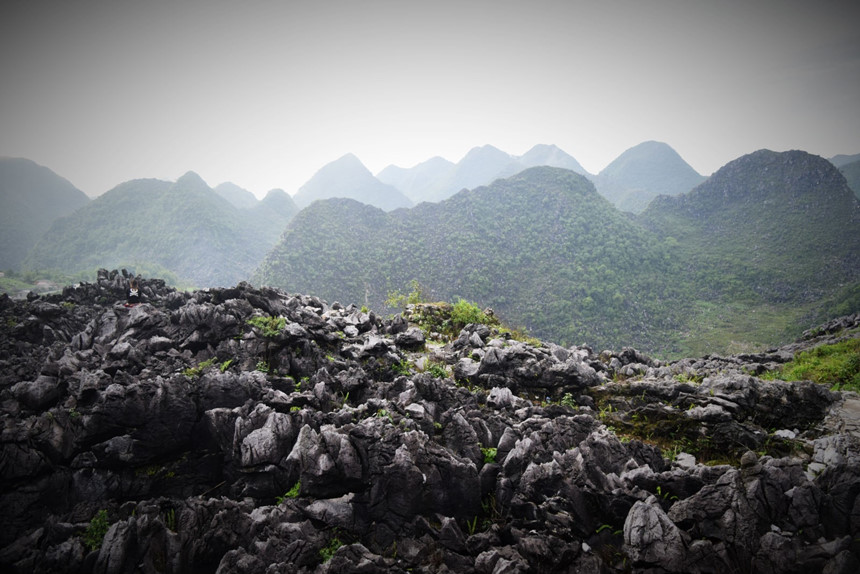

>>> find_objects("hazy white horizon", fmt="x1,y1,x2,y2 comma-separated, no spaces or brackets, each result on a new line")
2,0,859,198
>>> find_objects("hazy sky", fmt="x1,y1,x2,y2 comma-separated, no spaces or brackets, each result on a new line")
2,0,859,198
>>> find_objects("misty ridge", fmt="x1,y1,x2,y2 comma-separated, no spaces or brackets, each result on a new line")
2,141,860,358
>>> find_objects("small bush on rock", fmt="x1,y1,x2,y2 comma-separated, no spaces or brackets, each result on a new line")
481,447,497,464
83,509,110,551
276,481,301,504
183,357,217,378
385,279,428,309
247,315,286,338
451,298,492,331
319,536,343,562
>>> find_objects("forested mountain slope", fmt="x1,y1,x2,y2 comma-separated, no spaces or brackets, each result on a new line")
256,152,860,357
640,149,860,353
255,167,687,353
24,172,296,287
0,158,90,269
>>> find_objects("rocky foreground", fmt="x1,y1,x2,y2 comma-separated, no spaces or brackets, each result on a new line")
1,270,858,573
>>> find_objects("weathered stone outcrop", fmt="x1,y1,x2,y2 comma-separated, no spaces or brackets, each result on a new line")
0,270,858,573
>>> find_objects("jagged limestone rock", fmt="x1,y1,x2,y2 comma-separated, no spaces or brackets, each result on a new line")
0,271,857,573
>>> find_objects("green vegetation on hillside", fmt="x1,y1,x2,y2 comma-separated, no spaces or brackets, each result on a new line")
256,153,860,358
256,167,692,354
22,173,296,287
764,337,860,392
639,150,860,355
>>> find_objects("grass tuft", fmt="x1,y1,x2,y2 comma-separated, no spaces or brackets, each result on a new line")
764,338,860,392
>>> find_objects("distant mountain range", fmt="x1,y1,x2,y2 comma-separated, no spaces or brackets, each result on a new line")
4,144,859,357
320,141,703,213
0,157,90,269
375,156,455,205
214,181,260,209
829,153,860,168
0,141,717,269
255,150,860,356
837,159,860,199
24,172,298,286
590,141,708,213
293,153,413,211
377,143,590,204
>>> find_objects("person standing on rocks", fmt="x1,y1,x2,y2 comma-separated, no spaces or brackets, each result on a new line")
126,278,141,307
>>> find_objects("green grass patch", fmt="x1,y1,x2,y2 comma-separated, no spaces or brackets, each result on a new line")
425,360,449,379
276,480,301,504
247,315,286,338
183,357,217,378
672,300,806,359
764,338,860,392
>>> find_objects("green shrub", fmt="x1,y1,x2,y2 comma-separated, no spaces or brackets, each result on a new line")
560,393,577,408
319,536,343,562
385,279,428,309
276,480,301,504
393,359,413,375
83,509,110,551
183,357,217,378
481,447,497,464
426,361,449,379
451,298,491,330
247,315,286,338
